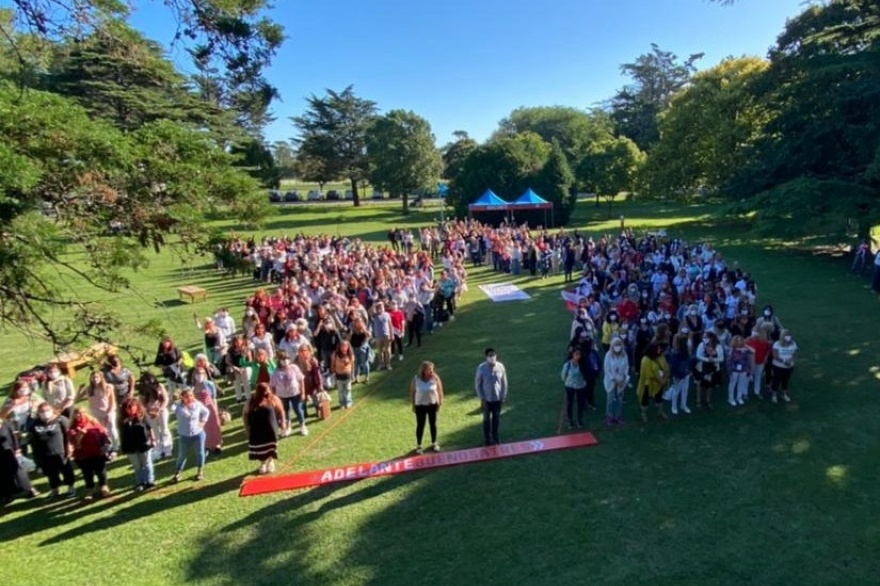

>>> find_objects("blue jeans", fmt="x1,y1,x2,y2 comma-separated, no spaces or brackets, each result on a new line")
482,401,502,444
176,432,206,471
127,450,155,485
422,303,433,333
354,346,371,380
281,395,305,426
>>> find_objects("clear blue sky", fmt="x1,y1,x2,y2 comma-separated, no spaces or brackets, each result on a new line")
130,0,809,146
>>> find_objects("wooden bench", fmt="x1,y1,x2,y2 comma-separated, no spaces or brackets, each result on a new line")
177,285,208,303
53,342,117,373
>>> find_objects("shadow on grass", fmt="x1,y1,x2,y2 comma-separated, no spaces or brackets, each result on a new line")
35,474,247,546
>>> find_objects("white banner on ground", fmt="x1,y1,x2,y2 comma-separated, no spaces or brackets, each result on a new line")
479,283,531,302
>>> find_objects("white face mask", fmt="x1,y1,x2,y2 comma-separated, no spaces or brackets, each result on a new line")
39,410,52,420
783,335,792,343
194,374,206,384
16,388,30,398
763,311,771,318
612,345,623,352
486,356,497,365
47,370,60,381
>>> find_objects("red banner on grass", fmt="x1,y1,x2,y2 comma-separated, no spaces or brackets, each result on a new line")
240,432,598,497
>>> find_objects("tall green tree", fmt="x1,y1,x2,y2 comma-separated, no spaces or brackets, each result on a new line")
2,0,283,125
533,141,577,225
44,22,237,137
441,130,477,180
0,81,265,351
610,44,703,151
366,109,442,215
726,0,880,239
641,57,769,198
493,106,613,163
292,85,378,206
447,132,550,217
231,138,281,189
577,136,645,211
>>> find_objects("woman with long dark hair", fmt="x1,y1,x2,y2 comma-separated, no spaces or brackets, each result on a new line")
119,397,156,492
68,408,112,500
243,382,286,475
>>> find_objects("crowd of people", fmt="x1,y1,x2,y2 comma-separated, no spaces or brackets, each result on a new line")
1,221,800,507
556,232,797,427
1,225,485,504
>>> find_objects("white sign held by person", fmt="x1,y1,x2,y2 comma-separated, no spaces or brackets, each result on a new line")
479,283,531,303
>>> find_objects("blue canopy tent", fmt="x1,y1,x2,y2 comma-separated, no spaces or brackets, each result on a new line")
468,189,510,225
509,188,554,227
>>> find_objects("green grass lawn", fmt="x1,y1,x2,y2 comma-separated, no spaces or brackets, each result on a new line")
2,199,879,586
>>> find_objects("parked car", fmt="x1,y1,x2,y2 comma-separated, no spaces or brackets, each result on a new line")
326,189,341,201
371,191,384,200
284,190,300,202
344,189,354,200
268,190,282,202
307,190,322,201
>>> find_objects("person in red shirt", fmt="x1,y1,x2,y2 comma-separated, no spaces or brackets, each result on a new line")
617,296,639,325
388,300,407,362
745,327,772,399
68,408,111,501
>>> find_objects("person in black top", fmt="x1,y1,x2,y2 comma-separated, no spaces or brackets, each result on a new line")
28,403,75,498
0,416,39,505
119,398,156,492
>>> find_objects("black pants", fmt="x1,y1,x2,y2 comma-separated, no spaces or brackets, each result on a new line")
414,404,439,445
76,457,107,490
482,401,502,444
585,376,597,408
407,314,424,347
41,455,75,489
565,386,586,426
771,366,793,392
392,335,404,356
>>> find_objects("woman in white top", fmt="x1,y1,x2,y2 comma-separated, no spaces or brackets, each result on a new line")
603,337,630,426
410,361,444,454
770,329,798,404
43,363,75,419
250,323,276,362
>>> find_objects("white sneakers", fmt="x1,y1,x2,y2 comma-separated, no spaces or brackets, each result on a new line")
268,460,276,473
300,424,309,436
282,428,292,438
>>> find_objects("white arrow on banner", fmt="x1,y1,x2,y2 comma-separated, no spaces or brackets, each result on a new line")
530,440,544,451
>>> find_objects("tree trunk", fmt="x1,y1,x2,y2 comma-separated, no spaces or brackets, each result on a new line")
402,192,409,215
350,177,360,207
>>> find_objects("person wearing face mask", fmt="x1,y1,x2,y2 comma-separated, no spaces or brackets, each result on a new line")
192,367,222,454
68,408,111,500
603,336,630,425
172,389,209,483
755,305,783,342
561,350,589,430
28,401,75,498
43,363,75,420
745,326,772,400
694,332,724,409
242,306,260,338
76,371,119,456
474,348,508,446
270,351,307,436
666,333,692,415
770,329,798,404
119,398,156,492
213,307,236,340
601,311,621,353
1,380,40,458
633,318,654,373
0,414,40,505
726,336,753,407
637,343,669,422
571,307,596,342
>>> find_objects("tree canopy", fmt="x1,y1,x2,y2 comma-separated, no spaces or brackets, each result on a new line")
366,109,442,215
292,85,378,206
